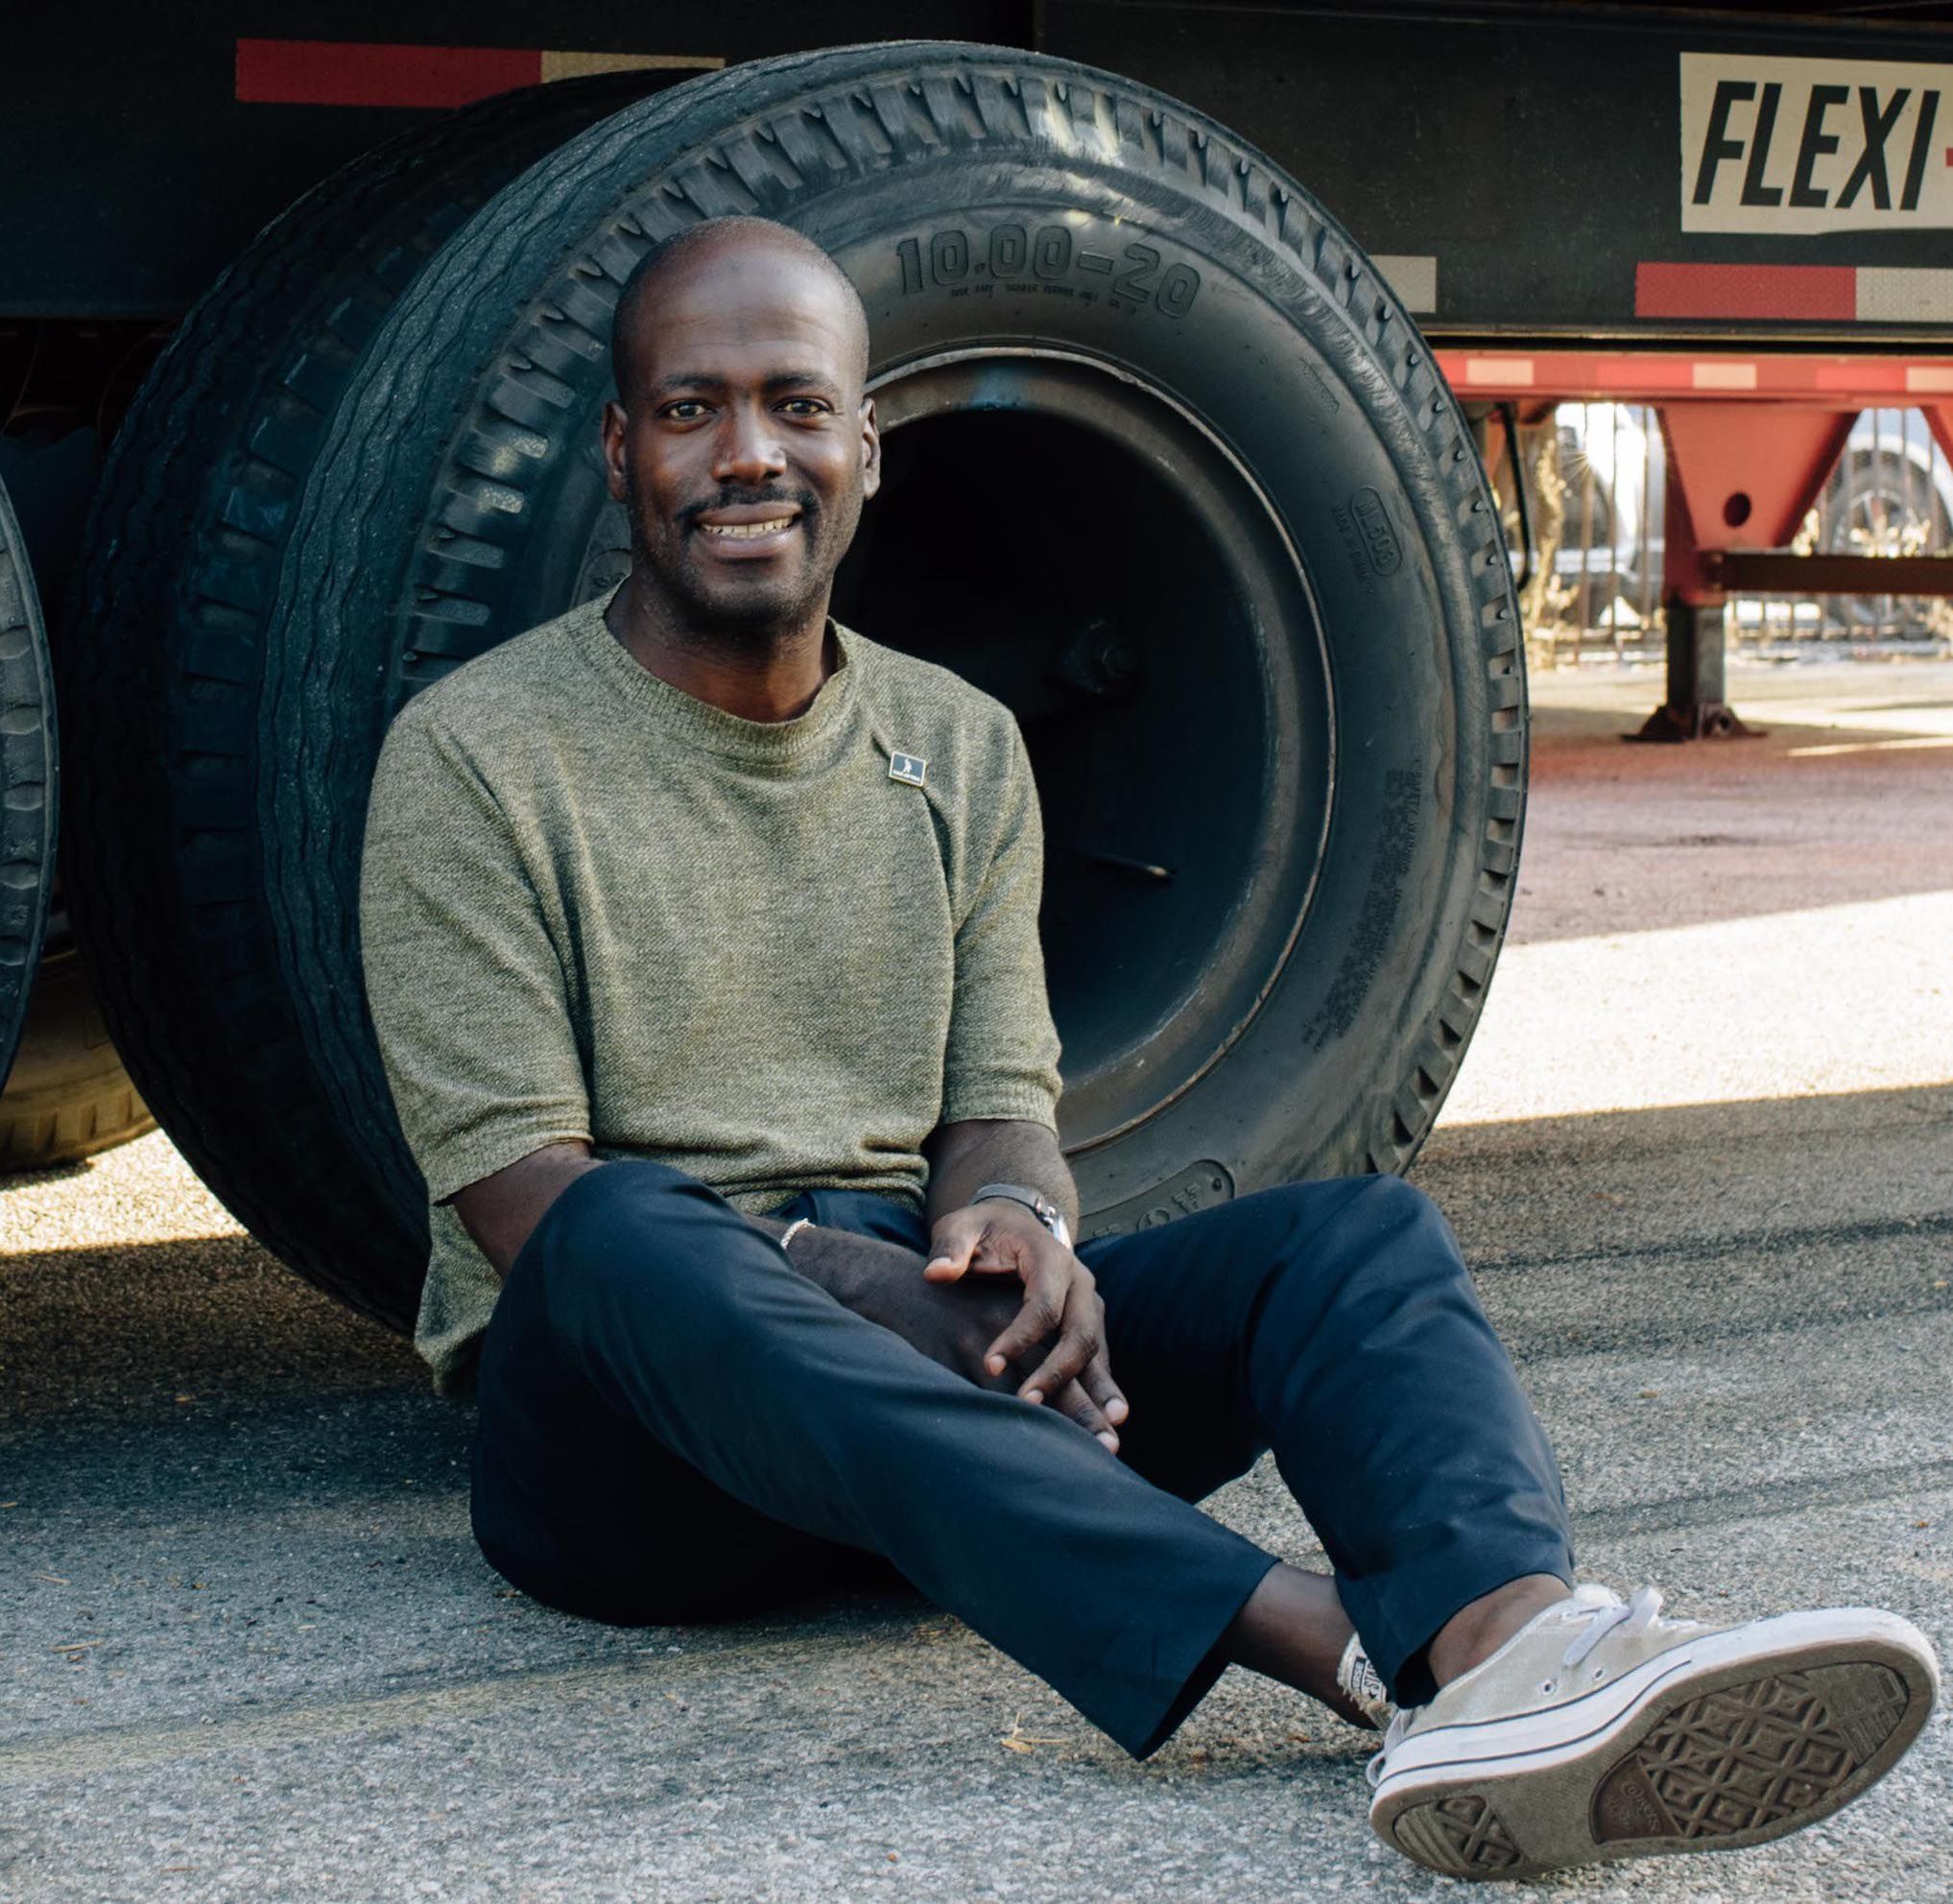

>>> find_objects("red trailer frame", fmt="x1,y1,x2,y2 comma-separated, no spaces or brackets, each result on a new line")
1447,347,1953,735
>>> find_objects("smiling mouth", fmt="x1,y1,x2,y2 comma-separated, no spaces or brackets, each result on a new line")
697,516,798,540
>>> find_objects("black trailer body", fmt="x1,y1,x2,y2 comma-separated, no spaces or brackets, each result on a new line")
9,3,1953,341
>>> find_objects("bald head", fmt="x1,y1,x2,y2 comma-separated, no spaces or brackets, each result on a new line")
610,216,869,401
598,213,881,644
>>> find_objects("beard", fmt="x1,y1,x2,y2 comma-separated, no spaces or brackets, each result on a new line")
625,466,860,644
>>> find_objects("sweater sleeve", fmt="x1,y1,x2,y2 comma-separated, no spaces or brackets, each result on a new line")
939,723,1063,1131
358,704,592,1203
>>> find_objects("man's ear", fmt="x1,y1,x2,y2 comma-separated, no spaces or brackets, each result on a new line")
601,397,629,505
860,395,881,502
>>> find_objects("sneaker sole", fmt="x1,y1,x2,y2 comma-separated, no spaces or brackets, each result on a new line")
1369,1611,1938,1881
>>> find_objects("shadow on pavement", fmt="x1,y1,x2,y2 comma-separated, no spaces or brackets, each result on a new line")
0,1076,1947,1900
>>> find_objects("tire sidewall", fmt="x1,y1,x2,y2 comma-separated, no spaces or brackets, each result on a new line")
0,473,56,1088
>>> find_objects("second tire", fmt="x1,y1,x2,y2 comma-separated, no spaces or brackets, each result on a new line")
67,44,1526,1331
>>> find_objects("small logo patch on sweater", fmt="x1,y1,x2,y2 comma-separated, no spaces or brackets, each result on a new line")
888,751,927,788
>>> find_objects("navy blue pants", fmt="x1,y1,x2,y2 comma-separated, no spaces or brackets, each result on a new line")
469,1163,1573,1757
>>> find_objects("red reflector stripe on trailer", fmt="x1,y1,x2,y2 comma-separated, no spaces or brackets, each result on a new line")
1433,350,1953,402
1637,264,1953,323
233,41,721,109
236,38,540,107
1635,263,1856,322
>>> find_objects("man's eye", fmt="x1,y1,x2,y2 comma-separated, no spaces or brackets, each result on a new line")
781,399,829,416
664,401,707,420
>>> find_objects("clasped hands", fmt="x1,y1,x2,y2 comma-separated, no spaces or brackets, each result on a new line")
922,1198,1129,1453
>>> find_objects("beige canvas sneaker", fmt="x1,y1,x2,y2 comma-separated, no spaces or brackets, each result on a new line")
1368,1583,1939,1881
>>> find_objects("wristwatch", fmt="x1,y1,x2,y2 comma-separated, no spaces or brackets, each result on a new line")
971,1181,1073,1249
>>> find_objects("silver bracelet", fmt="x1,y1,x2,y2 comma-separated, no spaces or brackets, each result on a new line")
779,1217,816,1253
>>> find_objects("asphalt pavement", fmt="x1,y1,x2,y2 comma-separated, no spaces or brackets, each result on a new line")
3,658,1950,1903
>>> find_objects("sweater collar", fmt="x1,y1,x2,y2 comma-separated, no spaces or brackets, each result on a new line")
571,583,860,767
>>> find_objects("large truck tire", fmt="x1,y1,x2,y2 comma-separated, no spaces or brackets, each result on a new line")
65,43,1525,1333
0,940,154,1169
57,69,700,1314
0,469,55,1093
3,437,155,1170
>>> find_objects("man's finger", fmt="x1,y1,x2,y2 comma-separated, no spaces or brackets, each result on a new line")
921,1216,982,1282
1014,1282,1102,1405
1051,1379,1118,1452
1081,1349,1130,1429
924,1213,1031,1282
1016,1325,1100,1412
982,1263,1068,1374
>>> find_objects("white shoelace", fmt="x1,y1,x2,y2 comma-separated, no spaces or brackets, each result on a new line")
1364,1584,1671,1792
1560,1584,1663,1670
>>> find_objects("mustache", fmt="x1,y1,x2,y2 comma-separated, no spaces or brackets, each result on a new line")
677,487,819,531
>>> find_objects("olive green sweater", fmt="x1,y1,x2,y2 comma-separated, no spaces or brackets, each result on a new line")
359,588,1062,1394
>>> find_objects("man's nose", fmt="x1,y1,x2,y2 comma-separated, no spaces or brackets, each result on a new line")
712,403,787,486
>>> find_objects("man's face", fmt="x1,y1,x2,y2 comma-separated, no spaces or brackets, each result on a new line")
602,241,879,636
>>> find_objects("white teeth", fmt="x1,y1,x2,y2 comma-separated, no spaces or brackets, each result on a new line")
701,517,795,539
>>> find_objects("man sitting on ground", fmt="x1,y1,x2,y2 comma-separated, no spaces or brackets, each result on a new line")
358,214,1937,1881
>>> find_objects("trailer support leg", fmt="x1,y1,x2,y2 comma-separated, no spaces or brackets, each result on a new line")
1624,403,1849,743
1631,596,1755,742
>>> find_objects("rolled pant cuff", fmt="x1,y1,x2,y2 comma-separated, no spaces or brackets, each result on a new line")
1346,1539,1577,1709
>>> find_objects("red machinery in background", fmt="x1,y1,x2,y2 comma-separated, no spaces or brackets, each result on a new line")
1453,345,1953,736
